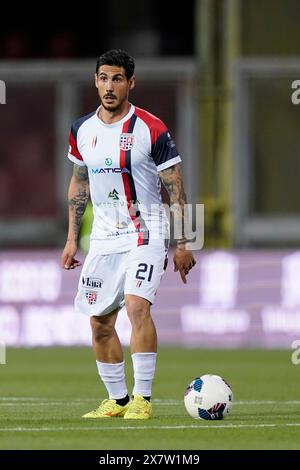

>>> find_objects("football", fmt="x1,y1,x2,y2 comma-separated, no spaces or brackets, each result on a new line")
184,374,233,420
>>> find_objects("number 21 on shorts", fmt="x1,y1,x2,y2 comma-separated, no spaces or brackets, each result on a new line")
135,263,154,282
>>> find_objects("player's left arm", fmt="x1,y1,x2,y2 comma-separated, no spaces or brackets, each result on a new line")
159,163,196,284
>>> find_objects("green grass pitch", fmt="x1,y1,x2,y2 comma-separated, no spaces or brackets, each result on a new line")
0,347,299,449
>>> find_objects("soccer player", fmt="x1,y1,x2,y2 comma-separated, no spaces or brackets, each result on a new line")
61,49,196,419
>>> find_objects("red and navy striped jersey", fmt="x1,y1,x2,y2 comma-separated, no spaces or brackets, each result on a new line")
67,104,181,252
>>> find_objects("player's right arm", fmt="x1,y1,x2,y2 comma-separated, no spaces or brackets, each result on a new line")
61,164,90,269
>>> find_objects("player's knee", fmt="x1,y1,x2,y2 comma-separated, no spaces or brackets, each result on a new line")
90,316,114,342
126,301,151,330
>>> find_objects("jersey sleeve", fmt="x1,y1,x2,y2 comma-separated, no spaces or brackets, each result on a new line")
151,122,181,172
67,126,86,166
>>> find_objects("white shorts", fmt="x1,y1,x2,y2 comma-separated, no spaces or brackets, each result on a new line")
75,242,167,316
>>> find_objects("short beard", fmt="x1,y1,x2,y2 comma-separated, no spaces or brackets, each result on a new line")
101,102,120,112
101,95,127,113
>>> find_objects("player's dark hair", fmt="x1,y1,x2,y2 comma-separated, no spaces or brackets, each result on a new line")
96,49,135,79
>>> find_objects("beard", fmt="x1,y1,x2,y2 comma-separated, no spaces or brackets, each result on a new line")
101,101,120,112
101,94,127,112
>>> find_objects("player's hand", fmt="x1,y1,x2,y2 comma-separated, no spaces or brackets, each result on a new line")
173,247,196,284
61,240,81,270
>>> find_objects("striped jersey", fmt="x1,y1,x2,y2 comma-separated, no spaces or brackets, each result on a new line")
67,104,181,253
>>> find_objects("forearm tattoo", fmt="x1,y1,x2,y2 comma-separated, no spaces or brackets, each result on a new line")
73,164,89,182
160,163,187,206
160,164,188,241
68,165,89,240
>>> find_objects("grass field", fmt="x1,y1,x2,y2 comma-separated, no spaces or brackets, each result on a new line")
0,347,299,450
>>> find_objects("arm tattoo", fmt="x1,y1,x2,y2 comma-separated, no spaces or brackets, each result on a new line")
159,163,189,242
73,164,89,182
68,189,89,239
159,164,187,207
68,164,89,240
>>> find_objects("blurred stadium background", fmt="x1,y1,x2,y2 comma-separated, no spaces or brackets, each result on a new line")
1,0,300,450
1,0,300,350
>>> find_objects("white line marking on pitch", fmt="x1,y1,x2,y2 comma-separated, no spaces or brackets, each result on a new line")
0,398,300,406
0,423,300,432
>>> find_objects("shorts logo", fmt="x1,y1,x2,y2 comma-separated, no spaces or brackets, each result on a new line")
82,277,103,288
120,133,134,151
136,280,142,288
85,291,97,305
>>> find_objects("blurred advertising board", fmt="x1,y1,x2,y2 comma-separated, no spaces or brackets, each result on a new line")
1,250,300,348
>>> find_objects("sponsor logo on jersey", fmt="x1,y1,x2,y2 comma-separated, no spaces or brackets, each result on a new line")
108,189,119,200
96,198,140,208
91,167,130,174
106,227,145,237
85,290,98,305
82,277,103,289
120,133,134,151
105,158,112,166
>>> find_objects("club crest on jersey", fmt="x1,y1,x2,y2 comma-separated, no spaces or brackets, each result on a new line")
120,133,134,151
